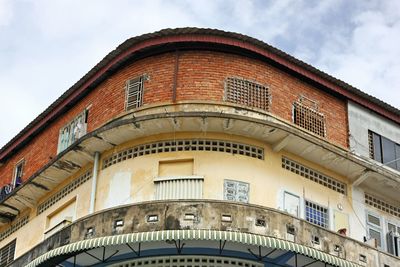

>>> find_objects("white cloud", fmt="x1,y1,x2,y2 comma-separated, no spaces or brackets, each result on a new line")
0,0,13,27
0,0,399,147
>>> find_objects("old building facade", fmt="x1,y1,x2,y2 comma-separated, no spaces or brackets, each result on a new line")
0,28,399,266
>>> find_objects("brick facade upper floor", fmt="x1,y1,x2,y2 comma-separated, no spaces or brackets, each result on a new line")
0,49,350,187
0,28,397,189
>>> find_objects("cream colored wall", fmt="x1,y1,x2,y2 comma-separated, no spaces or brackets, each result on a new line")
95,132,353,235
0,167,92,258
1,131,359,259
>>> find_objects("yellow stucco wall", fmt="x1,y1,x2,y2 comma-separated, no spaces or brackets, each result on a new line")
0,132,358,259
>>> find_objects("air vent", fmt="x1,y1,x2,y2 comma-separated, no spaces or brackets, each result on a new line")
37,171,92,215
293,101,325,137
282,157,346,194
365,193,400,219
103,139,264,169
225,77,270,111
0,216,29,242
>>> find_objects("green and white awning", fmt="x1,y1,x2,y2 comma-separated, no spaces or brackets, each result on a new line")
26,230,360,267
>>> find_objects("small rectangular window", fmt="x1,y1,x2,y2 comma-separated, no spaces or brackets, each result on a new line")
125,76,144,110
13,161,24,188
368,130,400,171
305,200,329,229
0,239,16,266
366,211,382,248
58,110,88,153
223,179,249,203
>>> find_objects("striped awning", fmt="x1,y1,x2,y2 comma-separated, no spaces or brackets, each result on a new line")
26,230,360,267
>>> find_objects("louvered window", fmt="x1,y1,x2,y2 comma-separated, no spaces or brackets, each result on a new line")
224,179,249,203
293,96,325,137
154,176,203,200
58,110,88,153
0,239,16,267
225,77,270,111
125,77,144,110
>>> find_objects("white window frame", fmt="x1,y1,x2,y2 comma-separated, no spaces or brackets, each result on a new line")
305,200,329,229
12,160,24,188
57,110,88,153
366,211,384,249
386,219,400,256
125,76,144,110
223,179,250,203
282,191,301,218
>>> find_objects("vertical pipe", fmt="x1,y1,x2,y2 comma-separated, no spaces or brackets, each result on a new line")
89,151,100,214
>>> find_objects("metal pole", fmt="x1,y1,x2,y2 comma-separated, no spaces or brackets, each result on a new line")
89,151,100,214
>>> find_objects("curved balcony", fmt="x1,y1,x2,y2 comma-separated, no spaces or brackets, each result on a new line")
14,200,398,267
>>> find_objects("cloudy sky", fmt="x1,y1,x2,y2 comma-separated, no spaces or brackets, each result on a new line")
0,0,399,147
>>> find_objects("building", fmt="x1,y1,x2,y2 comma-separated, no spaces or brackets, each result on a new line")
0,28,399,267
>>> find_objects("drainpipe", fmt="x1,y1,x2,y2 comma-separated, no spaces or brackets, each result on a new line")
89,151,100,214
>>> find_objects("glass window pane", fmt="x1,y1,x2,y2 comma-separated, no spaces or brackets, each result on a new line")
369,228,382,247
372,133,382,163
368,214,381,226
396,144,400,171
382,136,396,168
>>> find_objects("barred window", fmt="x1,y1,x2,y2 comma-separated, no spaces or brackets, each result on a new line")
305,200,329,229
293,98,325,137
125,76,144,110
225,77,270,111
0,239,16,267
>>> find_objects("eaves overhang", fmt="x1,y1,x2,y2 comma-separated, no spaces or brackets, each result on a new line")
1,27,399,163
0,102,399,225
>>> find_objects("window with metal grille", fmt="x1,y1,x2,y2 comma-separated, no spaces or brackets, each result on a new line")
0,239,16,266
0,216,29,242
282,157,347,195
365,193,400,219
58,110,88,153
293,101,325,137
224,179,249,203
368,130,400,171
305,200,329,229
225,77,270,111
37,171,91,215
154,177,203,200
125,76,144,110
111,255,263,267
103,139,264,169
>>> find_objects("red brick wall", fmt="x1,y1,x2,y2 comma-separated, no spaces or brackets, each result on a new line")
0,50,348,186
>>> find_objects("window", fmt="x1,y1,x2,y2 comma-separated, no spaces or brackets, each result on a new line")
387,222,400,256
366,212,383,248
368,131,400,171
125,76,144,110
293,96,325,137
283,191,300,217
0,239,16,266
223,179,249,203
305,200,329,229
58,110,88,153
12,160,24,188
154,177,203,200
225,77,270,111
